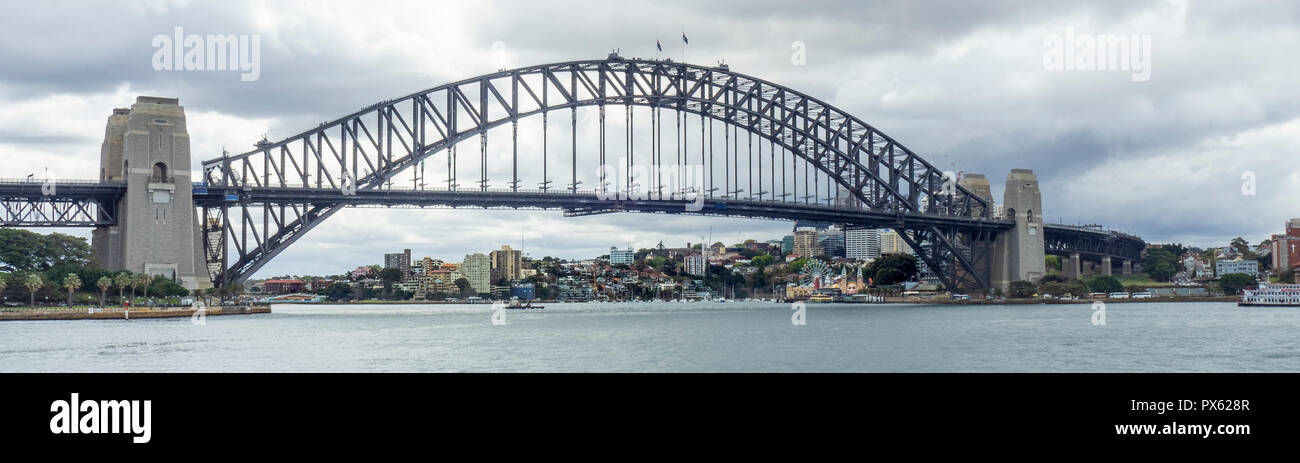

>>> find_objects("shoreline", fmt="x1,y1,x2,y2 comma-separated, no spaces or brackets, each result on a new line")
262,296,1239,306
0,304,272,321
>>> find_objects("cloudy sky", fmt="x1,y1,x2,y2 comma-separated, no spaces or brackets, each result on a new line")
2,0,1297,278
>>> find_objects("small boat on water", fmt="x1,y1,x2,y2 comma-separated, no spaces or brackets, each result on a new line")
506,297,545,310
1239,283,1300,307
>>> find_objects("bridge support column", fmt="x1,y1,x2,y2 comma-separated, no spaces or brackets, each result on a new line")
95,96,212,292
1064,252,1081,280
991,169,1046,292
1101,256,1113,276
1122,259,1132,276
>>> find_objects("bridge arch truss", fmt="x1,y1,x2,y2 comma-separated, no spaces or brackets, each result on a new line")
200,58,1000,288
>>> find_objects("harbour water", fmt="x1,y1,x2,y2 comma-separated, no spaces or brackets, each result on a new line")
1,301,1296,372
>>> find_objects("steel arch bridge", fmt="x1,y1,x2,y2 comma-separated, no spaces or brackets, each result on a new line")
198,56,1012,289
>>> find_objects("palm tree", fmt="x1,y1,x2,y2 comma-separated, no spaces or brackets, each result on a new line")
114,272,132,302
62,273,82,306
97,276,112,307
24,274,44,308
136,273,153,299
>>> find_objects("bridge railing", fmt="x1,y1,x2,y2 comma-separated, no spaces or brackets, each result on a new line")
195,182,1020,222
1045,222,1142,240
0,178,124,185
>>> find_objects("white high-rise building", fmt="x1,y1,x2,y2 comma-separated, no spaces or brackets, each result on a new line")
845,228,880,261
610,246,635,265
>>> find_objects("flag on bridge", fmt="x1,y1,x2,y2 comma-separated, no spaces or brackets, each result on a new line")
682,32,689,44
657,40,662,52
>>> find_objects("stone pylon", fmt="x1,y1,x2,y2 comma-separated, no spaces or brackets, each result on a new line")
92,97,212,291
991,169,1046,291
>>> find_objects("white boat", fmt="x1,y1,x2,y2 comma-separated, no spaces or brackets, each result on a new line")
1239,283,1300,307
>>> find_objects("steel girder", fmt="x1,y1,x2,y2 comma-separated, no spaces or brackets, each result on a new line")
1042,224,1145,262
197,59,998,286
0,180,123,227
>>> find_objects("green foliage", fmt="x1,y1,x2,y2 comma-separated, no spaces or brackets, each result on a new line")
1219,273,1257,295
1143,246,1180,282
324,282,353,301
147,276,189,298
0,229,92,272
1040,273,1070,284
1148,261,1177,282
1038,281,1070,297
1085,275,1124,293
1008,280,1037,298
750,254,775,267
1276,268,1296,284
1044,255,1061,272
864,254,919,285
787,257,809,274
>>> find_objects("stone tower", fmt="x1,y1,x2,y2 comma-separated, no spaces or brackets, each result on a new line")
92,97,212,291
991,169,1046,291
957,173,994,209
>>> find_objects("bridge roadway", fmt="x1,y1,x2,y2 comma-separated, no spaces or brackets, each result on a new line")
0,179,1143,262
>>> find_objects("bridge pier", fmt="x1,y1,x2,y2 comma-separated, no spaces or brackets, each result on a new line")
991,169,1046,292
1101,256,1113,276
1063,252,1082,280
93,97,212,291
1122,259,1132,276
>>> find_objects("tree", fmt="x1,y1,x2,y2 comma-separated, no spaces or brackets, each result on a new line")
62,273,82,305
1038,281,1070,297
865,254,919,285
0,229,92,272
1085,275,1123,294
1008,281,1037,298
1148,261,1177,282
455,278,474,298
378,267,403,299
324,282,353,301
0,275,7,301
24,273,44,308
1143,248,1178,282
96,276,112,307
148,278,189,298
1040,273,1070,284
1044,255,1061,272
1219,273,1257,296
1278,267,1296,284
114,272,133,301
136,273,153,299
750,254,775,267
1230,237,1251,256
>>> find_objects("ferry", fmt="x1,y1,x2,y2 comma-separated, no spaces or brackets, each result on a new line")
807,294,834,303
1239,283,1300,307
506,297,544,310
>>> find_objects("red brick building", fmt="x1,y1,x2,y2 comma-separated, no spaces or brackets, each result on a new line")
1269,218,1300,276
263,279,308,293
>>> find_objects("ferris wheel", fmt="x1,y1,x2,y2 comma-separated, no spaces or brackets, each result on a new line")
800,259,833,288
